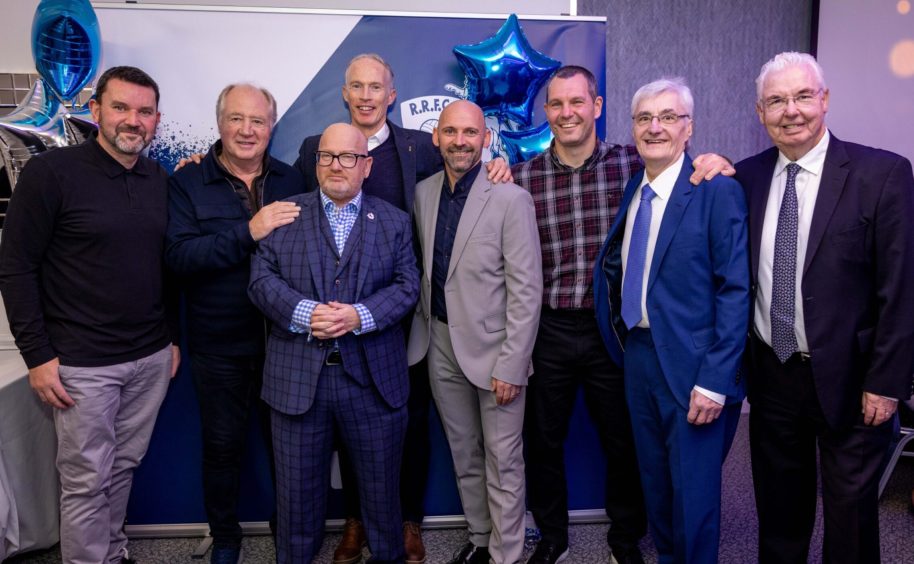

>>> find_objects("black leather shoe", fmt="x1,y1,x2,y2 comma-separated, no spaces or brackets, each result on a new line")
447,542,490,564
609,545,645,564
526,541,568,564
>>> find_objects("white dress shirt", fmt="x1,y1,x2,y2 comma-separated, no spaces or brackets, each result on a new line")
620,154,725,405
366,122,390,151
755,130,830,353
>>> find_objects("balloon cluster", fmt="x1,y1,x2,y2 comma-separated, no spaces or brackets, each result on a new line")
453,14,560,163
1,0,100,196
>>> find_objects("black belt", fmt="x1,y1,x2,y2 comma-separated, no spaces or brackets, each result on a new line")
752,332,810,364
325,350,343,366
434,314,448,324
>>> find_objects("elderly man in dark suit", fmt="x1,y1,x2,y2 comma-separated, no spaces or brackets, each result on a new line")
249,122,419,564
736,51,914,564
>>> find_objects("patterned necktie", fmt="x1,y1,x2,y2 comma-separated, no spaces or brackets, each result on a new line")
622,184,656,329
771,163,801,363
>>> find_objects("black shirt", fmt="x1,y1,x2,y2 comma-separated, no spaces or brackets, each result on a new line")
431,162,482,320
0,132,175,368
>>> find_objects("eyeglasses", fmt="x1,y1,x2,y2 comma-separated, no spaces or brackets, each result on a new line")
315,151,369,168
761,89,823,113
632,112,691,127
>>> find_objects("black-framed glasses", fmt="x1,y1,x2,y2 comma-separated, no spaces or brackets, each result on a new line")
315,151,369,168
761,89,823,113
632,112,691,127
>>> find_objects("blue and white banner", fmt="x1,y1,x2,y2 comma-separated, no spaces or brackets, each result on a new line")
92,4,606,526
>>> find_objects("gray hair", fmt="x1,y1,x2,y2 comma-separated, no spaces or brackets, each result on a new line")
755,52,827,101
345,53,395,86
547,65,599,102
630,77,694,117
215,83,278,125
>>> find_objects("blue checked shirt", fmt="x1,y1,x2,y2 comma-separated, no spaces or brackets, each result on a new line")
289,192,376,335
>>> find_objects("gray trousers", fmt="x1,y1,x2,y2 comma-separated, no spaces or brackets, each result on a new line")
54,345,173,564
428,320,526,564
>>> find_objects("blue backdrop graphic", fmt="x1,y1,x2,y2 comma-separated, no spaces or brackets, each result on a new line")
127,12,607,527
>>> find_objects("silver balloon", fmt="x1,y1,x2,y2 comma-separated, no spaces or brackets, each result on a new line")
0,79,97,194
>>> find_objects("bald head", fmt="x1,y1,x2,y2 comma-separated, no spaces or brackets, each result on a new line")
433,100,491,186
317,123,373,206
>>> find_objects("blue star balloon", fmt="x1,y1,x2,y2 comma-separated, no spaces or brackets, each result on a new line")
453,14,560,127
31,0,101,104
500,121,554,164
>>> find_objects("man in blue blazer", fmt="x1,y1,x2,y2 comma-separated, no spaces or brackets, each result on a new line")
736,52,914,564
594,78,750,563
249,123,419,564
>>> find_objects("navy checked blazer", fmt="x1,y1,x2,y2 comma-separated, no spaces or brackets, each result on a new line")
249,190,419,415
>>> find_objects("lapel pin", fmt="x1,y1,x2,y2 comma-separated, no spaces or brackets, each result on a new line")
367,212,375,220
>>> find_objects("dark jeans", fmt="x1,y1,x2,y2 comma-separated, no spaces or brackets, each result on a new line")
524,308,647,551
338,357,432,523
191,352,274,546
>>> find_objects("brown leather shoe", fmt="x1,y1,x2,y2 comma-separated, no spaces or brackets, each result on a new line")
333,518,366,564
403,521,427,564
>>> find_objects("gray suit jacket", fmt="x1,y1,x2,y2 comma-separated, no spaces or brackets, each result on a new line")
407,169,543,388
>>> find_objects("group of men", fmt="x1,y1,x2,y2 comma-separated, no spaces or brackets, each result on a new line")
0,48,911,564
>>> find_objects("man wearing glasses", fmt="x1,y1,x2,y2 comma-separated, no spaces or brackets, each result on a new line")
249,122,419,564
594,77,749,564
294,53,511,564
736,52,914,564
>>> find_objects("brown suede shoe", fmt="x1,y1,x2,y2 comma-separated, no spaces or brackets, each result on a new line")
333,518,366,564
403,521,427,564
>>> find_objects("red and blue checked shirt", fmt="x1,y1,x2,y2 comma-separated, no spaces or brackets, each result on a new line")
512,141,643,311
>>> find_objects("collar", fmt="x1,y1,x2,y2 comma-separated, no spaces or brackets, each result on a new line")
775,129,830,177
444,161,482,194
203,140,281,184
366,122,390,151
88,130,153,177
321,190,363,212
548,139,604,171
639,152,685,201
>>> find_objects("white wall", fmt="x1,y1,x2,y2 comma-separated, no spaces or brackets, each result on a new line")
1,1,574,71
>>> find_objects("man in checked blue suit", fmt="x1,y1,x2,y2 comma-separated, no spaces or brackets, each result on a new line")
249,122,419,564
594,78,750,563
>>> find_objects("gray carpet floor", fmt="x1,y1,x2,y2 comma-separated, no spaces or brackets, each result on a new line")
7,414,914,563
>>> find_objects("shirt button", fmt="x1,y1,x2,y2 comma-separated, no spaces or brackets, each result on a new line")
335,279,341,286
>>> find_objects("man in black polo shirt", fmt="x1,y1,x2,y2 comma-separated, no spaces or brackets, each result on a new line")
0,66,178,564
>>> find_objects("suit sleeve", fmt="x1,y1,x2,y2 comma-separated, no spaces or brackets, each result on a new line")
358,212,420,331
493,190,544,385
866,156,914,398
695,178,751,395
0,159,60,367
248,229,311,332
165,171,257,274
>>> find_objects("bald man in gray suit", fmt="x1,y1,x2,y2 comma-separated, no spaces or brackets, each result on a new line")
408,101,542,564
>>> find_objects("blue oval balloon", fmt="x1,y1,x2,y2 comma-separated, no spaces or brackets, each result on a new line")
31,0,101,103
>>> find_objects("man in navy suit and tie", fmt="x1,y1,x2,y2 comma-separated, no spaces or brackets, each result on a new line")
594,78,750,563
249,123,419,564
736,52,914,564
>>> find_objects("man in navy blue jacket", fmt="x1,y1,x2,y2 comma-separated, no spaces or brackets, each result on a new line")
166,83,304,564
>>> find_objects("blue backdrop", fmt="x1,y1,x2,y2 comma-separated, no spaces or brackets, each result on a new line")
121,10,607,527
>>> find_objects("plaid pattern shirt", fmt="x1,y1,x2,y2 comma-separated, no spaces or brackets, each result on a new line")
290,191,375,335
512,141,643,310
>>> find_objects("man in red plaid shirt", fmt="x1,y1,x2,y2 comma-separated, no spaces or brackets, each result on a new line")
512,65,734,564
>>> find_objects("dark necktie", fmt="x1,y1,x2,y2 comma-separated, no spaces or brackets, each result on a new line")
771,163,801,363
622,184,656,329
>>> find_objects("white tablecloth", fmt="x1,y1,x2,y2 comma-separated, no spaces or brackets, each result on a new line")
0,351,59,560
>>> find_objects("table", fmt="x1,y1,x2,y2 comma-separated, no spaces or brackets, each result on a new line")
0,351,59,560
